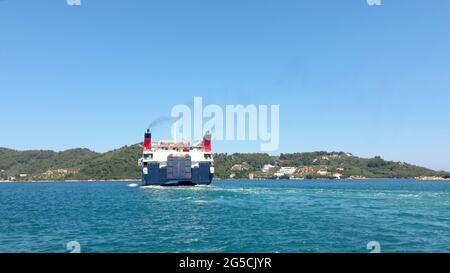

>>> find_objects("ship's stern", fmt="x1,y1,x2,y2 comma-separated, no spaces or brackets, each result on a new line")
139,130,214,187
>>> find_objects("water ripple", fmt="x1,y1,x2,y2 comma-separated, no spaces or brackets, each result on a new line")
0,180,449,252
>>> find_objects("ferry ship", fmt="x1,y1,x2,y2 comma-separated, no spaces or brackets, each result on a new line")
138,129,214,186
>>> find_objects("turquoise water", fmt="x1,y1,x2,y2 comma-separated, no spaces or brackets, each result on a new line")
0,180,449,253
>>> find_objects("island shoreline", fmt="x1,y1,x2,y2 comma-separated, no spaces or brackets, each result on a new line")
2,178,450,183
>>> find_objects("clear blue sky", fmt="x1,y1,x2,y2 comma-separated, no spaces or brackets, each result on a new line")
1,0,449,171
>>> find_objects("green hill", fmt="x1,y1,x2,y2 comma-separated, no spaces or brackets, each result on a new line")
0,147,98,180
214,152,450,179
64,144,142,180
0,146,448,181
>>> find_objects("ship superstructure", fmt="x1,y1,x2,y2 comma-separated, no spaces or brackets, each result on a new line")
138,130,214,186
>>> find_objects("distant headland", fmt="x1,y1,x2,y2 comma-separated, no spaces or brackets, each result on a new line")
1,145,449,182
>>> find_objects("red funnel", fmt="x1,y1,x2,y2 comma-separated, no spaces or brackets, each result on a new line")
144,129,152,151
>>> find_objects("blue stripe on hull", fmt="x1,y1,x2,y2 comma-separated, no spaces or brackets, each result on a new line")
142,162,213,186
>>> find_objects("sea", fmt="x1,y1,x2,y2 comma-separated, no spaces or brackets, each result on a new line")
0,179,449,253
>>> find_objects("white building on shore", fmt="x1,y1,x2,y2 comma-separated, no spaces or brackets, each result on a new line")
317,170,330,176
274,167,297,177
262,164,276,173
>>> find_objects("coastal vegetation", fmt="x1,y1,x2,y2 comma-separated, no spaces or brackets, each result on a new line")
214,152,449,179
0,146,449,181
